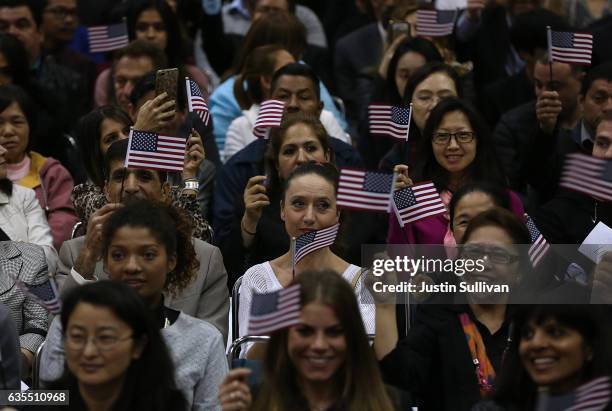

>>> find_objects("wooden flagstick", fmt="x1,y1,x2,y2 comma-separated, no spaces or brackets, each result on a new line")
291,236,296,278
546,26,554,85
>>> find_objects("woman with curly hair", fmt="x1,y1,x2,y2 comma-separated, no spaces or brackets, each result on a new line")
40,199,228,410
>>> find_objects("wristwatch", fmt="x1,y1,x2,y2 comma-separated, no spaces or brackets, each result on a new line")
183,179,199,192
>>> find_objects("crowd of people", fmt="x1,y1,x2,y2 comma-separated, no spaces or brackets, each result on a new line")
0,0,611,410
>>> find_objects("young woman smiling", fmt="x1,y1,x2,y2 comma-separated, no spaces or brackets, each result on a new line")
388,98,524,246
40,200,228,410
473,305,612,410
222,270,409,411
37,281,186,411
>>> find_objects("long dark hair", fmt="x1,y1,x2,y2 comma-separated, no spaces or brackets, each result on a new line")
101,199,198,297
493,305,612,409
74,106,133,187
57,281,186,411
385,38,443,106
252,270,395,411
415,97,506,191
126,0,187,68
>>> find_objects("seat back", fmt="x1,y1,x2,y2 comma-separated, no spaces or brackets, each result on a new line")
32,340,45,389
231,275,243,341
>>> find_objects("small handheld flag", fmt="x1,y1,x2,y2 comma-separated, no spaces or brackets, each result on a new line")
337,168,394,212
525,215,550,267
292,223,340,268
392,182,446,227
185,78,210,126
16,278,61,315
368,104,412,140
87,21,129,53
416,10,457,37
247,285,301,335
559,153,612,202
125,129,186,172
547,27,593,65
253,100,285,139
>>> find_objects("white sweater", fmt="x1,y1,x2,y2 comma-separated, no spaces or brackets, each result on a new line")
224,105,352,162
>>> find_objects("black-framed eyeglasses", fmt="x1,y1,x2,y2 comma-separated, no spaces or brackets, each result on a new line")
432,131,476,145
44,7,77,19
65,334,133,352
461,245,520,265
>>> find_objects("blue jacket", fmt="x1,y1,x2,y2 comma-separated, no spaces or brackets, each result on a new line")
209,76,347,161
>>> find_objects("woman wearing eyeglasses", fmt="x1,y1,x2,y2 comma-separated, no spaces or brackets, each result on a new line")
375,207,535,411
388,97,524,246
31,281,186,411
40,200,228,410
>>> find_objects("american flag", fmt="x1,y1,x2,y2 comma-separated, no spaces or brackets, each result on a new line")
16,278,61,315
548,29,593,65
247,284,301,335
368,104,412,140
125,130,186,172
416,10,457,37
392,182,446,227
526,215,550,267
185,78,210,126
337,168,394,212
87,21,129,53
253,100,285,139
292,223,340,267
560,153,612,202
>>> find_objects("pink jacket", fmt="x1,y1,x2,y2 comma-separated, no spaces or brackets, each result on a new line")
19,152,78,251
388,189,525,245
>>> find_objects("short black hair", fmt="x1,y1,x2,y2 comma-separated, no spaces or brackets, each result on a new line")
0,0,46,27
270,62,320,101
581,62,612,96
448,181,511,230
103,138,167,182
129,71,186,112
510,9,570,56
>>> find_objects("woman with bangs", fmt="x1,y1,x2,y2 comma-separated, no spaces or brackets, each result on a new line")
40,199,228,410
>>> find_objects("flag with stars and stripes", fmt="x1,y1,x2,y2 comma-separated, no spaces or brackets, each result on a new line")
292,223,340,267
369,104,412,140
416,10,457,37
559,153,612,202
185,78,210,126
125,130,186,172
525,215,550,267
548,29,593,65
392,182,446,227
337,168,395,212
247,285,301,335
16,278,61,315
253,100,285,139
87,21,129,53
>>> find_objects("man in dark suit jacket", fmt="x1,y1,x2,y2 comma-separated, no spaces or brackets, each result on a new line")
55,140,229,341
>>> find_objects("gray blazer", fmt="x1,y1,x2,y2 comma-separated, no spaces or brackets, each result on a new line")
56,237,229,341
0,241,49,354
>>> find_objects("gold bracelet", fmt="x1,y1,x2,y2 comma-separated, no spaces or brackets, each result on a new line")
241,220,256,236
